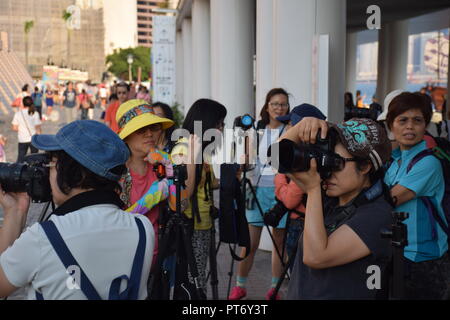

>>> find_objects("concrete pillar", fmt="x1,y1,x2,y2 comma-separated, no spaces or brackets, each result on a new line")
315,0,346,122
255,0,274,118
192,0,211,101
345,31,358,97
210,0,256,127
271,0,346,122
182,19,193,113
376,20,409,105
176,30,184,113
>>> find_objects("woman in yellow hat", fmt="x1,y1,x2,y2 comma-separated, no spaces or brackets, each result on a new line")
116,99,174,266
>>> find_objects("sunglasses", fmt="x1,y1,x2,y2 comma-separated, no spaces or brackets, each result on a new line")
136,123,163,134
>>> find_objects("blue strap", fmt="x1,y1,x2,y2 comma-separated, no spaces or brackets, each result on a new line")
108,217,146,300
36,217,146,300
38,220,102,300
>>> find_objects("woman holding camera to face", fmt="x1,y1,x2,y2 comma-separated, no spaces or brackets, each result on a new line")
229,88,290,300
282,118,394,299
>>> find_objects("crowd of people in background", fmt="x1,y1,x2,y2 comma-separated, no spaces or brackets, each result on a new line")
0,78,449,301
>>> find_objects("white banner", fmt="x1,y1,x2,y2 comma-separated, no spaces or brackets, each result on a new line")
152,15,176,106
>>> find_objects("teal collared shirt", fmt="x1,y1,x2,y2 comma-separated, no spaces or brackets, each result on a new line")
385,140,448,262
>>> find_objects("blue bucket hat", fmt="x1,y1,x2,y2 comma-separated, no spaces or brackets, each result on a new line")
32,120,130,181
276,103,326,126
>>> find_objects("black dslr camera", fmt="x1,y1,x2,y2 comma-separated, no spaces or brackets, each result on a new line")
264,198,289,227
234,114,255,131
0,153,52,202
268,130,342,179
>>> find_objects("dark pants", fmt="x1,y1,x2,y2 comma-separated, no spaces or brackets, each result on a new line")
17,143,38,163
35,106,42,120
81,108,88,120
405,252,450,300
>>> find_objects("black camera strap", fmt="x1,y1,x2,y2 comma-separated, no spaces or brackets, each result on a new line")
324,180,384,234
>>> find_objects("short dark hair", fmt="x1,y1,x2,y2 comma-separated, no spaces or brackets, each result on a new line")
49,150,126,195
260,88,290,126
386,92,432,130
117,82,130,92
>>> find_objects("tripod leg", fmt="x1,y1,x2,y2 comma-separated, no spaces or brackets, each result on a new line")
270,224,300,300
208,227,219,300
227,244,237,299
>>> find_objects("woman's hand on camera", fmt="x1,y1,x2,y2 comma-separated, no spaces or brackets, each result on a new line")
281,117,328,144
0,185,30,218
287,158,321,193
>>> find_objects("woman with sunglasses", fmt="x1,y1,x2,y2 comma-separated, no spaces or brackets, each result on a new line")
115,99,174,267
281,117,394,299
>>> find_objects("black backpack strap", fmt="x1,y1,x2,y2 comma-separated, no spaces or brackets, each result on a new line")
38,221,102,300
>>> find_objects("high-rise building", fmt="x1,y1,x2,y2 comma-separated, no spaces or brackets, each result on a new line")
137,0,167,47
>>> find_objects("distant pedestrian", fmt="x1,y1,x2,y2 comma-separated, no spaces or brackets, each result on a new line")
105,82,129,133
31,87,43,120
62,82,78,123
11,96,42,163
44,87,54,116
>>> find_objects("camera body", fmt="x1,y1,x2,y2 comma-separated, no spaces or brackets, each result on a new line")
264,198,289,227
234,114,255,131
344,106,379,121
0,153,52,202
269,131,340,179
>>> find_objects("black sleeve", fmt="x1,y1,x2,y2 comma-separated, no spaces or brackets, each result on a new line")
345,199,393,260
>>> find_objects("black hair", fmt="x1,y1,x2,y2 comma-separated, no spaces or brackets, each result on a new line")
117,82,130,92
182,99,226,150
22,84,29,92
344,92,355,108
49,150,126,195
182,99,227,204
152,101,177,150
22,96,35,115
109,94,118,102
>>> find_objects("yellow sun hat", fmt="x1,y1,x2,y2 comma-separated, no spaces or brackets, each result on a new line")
116,99,174,140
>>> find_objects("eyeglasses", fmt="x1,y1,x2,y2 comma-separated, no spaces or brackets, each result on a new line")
136,123,163,134
269,102,289,109
43,162,56,168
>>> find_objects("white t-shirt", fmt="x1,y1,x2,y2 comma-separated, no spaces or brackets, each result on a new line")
11,109,41,143
99,87,107,98
0,205,154,300
253,125,285,187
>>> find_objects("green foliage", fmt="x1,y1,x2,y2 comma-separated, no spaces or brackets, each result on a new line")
24,20,34,34
62,10,72,21
106,47,151,81
171,102,185,127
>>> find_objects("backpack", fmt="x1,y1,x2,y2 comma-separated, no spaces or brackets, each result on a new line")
406,135,450,247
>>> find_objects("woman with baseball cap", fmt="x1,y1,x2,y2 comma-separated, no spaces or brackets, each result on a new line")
280,117,394,299
0,120,155,299
115,99,174,267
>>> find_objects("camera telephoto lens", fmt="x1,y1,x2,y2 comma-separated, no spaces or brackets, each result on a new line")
0,153,52,202
0,162,28,193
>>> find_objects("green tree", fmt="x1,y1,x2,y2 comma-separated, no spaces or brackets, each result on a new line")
62,10,72,67
106,47,151,81
24,20,34,69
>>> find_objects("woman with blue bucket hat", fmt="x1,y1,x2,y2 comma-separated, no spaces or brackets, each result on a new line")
0,120,155,299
